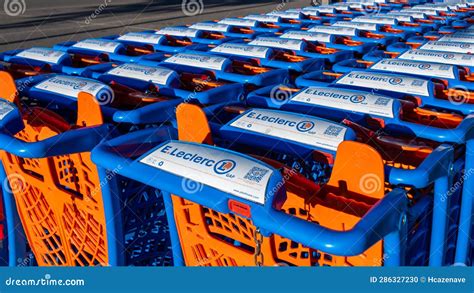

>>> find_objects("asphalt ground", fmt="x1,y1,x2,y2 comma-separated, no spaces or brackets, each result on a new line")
0,0,311,51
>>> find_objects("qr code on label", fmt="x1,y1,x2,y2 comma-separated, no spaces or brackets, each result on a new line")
244,167,269,183
375,97,390,106
411,80,424,87
324,125,343,137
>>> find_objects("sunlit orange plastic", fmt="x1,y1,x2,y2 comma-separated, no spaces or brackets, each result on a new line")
323,71,343,78
172,104,387,266
0,76,109,266
1,63,50,79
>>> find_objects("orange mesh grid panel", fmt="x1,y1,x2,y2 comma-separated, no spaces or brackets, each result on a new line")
174,104,385,266
0,86,108,266
0,122,108,266
171,185,383,267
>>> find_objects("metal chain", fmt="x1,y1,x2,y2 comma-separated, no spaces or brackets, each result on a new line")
253,228,264,266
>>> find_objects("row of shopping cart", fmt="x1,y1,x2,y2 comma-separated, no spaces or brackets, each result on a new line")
0,0,473,267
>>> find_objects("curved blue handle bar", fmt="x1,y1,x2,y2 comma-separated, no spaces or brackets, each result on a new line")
112,99,181,124
91,127,409,256
386,143,454,188
0,124,112,158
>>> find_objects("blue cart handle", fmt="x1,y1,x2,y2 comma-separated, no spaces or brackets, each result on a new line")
92,127,409,256
0,125,111,158
387,143,454,189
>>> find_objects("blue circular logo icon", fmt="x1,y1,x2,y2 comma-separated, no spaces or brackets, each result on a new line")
418,64,431,70
214,159,236,175
73,82,87,90
350,95,366,103
443,54,455,59
296,121,315,132
389,77,402,85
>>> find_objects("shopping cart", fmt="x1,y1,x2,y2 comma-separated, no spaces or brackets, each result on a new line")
248,84,474,265
81,62,245,107
332,58,474,92
295,69,474,115
106,31,211,54
154,26,235,45
189,41,326,78
0,71,177,266
53,38,158,64
0,47,116,76
91,103,454,266
141,52,289,88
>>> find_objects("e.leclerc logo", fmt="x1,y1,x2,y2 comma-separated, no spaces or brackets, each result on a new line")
214,159,236,174
296,121,315,132
349,94,366,103
388,77,403,85
418,63,431,70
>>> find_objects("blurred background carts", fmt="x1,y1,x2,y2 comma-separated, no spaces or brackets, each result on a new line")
91,103,454,266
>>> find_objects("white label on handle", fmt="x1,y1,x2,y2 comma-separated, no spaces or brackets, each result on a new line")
280,30,333,43
352,16,397,25
117,32,164,44
190,23,230,32
164,53,227,70
378,14,413,22
332,21,379,31
303,6,336,14
398,50,474,67
211,43,270,58
249,37,304,51
71,39,121,53
402,8,438,15
229,109,347,151
438,34,474,45
107,63,175,85
291,87,395,118
371,59,456,80
16,47,68,64
0,100,15,120
308,25,358,36
156,27,199,38
244,14,280,23
140,141,273,204
34,76,112,98
388,11,427,19
267,11,301,19
336,71,430,97
218,18,258,27
420,41,474,54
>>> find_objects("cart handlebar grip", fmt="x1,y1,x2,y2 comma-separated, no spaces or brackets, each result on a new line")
92,127,409,256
